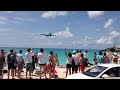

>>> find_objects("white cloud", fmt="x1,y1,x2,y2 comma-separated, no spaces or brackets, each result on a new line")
0,16,8,21
0,21,6,24
5,11,15,13
41,11,68,19
54,27,73,38
87,11,104,19
96,30,120,45
104,19,113,29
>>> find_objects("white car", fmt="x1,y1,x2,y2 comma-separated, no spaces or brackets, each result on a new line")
65,64,120,79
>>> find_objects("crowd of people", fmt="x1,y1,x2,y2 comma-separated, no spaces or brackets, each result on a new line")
0,48,120,79
65,49,120,77
0,48,59,79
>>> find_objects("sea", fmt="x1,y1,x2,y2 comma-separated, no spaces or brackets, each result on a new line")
0,47,103,66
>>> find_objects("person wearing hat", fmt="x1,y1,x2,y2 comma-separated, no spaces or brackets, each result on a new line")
112,53,119,64
72,50,79,74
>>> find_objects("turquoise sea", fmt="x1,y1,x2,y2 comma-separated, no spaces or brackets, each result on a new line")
0,47,102,66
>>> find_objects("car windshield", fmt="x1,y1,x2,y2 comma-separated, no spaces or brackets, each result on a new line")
83,65,107,77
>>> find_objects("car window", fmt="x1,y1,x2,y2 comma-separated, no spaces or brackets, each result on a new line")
83,66,107,77
101,67,120,78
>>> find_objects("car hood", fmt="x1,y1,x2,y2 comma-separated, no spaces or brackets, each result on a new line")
65,73,95,79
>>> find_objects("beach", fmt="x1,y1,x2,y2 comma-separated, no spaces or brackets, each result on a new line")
1,66,91,79
1,67,66,79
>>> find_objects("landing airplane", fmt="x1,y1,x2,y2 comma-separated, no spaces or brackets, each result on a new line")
40,32,56,37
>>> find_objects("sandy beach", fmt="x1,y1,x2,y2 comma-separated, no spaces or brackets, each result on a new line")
1,66,91,79
1,67,66,79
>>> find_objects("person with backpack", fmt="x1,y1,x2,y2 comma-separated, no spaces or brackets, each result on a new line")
7,49,17,79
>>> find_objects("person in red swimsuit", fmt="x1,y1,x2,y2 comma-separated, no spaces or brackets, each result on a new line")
79,54,86,73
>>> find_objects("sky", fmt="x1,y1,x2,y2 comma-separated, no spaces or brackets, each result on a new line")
0,11,120,49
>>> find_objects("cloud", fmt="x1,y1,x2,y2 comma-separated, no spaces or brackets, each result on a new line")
41,11,68,19
0,21,6,24
0,16,8,21
96,30,120,45
0,11,15,13
87,11,104,19
104,19,113,29
54,27,73,38
5,11,15,13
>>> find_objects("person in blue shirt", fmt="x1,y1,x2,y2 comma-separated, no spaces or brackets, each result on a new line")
97,51,104,64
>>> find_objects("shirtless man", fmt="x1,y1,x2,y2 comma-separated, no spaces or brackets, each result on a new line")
49,51,56,78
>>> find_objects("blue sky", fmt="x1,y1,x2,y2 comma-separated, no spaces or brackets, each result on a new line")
0,11,120,49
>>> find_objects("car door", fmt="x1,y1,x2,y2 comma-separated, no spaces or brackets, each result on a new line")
100,67,120,79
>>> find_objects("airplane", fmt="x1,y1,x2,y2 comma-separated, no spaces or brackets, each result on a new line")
40,32,56,37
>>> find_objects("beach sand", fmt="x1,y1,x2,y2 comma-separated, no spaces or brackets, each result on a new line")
1,66,90,79
1,67,66,79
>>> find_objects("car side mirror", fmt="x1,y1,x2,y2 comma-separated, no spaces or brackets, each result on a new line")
102,74,109,78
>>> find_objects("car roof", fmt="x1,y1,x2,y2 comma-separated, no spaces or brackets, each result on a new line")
98,64,120,68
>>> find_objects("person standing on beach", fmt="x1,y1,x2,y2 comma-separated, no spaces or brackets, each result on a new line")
17,50,24,79
14,52,17,76
49,51,56,78
76,50,81,73
35,52,39,67
112,53,119,64
55,53,59,67
79,54,86,73
31,50,35,76
64,48,73,77
0,49,7,66
96,51,104,64
103,52,110,64
0,50,4,78
25,48,33,79
72,50,79,74
7,49,16,79
93,52,97,65
38,48,47,79
83,50,89,66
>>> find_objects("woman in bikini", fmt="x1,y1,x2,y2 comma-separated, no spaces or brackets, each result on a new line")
49,51,56,78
